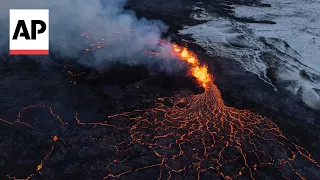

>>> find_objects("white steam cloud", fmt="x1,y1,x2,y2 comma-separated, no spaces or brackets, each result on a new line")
0,0,182,72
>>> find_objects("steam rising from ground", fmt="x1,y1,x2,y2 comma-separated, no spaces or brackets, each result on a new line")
0,0,182,72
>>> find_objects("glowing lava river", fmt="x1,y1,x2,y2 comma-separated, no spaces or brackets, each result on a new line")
1,42,320,180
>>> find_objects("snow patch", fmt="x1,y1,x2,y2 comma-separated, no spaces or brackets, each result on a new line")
181,0,320,110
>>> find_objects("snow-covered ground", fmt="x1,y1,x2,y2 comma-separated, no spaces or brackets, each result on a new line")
180,0,320,110
233,0,320,70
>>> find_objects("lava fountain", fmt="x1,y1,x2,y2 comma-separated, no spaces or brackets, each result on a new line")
171,44,211,88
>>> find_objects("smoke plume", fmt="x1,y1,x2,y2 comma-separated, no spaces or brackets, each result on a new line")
0,0,183,73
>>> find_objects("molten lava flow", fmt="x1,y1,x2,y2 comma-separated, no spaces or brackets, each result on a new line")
105,83,320,179
2,32,320,179
102,42,320,179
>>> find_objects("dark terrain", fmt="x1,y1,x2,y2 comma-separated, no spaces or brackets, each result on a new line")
0,0,320,179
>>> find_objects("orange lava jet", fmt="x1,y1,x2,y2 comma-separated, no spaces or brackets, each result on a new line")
80,30,211,88
171,44,211,88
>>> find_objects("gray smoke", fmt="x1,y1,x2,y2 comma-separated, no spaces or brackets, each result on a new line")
0,0,183,73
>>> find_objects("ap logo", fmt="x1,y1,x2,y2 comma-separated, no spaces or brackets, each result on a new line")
10,9,49,55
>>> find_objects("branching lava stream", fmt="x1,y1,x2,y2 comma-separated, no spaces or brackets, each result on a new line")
103,44,320,179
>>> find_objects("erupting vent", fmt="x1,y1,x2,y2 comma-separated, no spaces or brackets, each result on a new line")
172,44,211,88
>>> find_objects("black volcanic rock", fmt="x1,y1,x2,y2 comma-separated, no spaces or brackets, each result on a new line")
103,85,124,99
